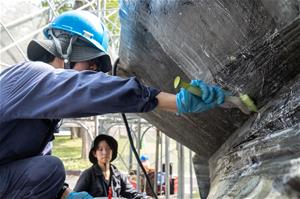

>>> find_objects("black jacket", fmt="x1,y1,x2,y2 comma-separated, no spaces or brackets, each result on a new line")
74,164,146,198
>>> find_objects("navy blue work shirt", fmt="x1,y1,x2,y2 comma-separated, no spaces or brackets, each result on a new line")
0,61,160,165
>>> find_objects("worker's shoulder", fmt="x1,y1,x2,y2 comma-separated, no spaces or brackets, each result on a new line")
2,61,54,76
21,61,54,72
0,61,44,80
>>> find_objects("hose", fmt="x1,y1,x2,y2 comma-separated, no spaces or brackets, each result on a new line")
112,58,158,199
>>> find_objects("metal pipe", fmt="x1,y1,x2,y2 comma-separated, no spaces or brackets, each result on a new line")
61,120,94,141
46,0,59,17
165,135,170,199
0,0,97,54
178,143,184,199
159,131,163,195
190,150,193,199
3,8,49,29
154,128,160,194
0,21,27,60
101,0,106,19
0,26,46,54
140,126,153,148
94,116,98,136
129,145,133,172
0,62,11,67
72,0,96,11
136,118,141,192
96,0,101,18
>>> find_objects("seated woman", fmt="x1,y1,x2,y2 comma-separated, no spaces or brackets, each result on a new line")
74,134,146,198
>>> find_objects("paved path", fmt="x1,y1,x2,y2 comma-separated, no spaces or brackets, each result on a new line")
66,174,80,189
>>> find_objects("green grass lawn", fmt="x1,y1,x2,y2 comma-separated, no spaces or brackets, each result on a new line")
52,136,91,170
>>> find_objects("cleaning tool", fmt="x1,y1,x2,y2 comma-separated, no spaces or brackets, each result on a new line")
174,76,257,114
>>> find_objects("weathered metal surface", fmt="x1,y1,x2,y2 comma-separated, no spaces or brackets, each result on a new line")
118,0,300,198
118,0,299,155
209,74,300,198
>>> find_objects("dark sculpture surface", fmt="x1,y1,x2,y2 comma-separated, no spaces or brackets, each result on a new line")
118,0,300,198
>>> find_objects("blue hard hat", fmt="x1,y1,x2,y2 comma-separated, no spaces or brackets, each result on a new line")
30,10,112,72
140,154,149,161
44,10,109,53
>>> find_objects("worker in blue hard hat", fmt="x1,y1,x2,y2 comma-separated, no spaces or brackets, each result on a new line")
28,10,112,72
0,10,225,199
140,154,149,162
140,154,156,196
140,155,151,171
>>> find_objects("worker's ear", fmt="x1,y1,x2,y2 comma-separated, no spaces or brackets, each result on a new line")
49,57,65,69
89,64,97,71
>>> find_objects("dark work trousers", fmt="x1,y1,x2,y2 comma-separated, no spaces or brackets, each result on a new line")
0,155,65,199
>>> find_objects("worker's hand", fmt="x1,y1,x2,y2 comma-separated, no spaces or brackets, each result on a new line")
176,80,225,113
67,191,93,199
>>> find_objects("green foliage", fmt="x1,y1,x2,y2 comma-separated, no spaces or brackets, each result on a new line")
104,0,121,37
41,0,73,13
53,136,91,170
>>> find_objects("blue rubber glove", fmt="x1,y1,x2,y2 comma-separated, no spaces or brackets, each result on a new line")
176,80,225,113
67,191,93,199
